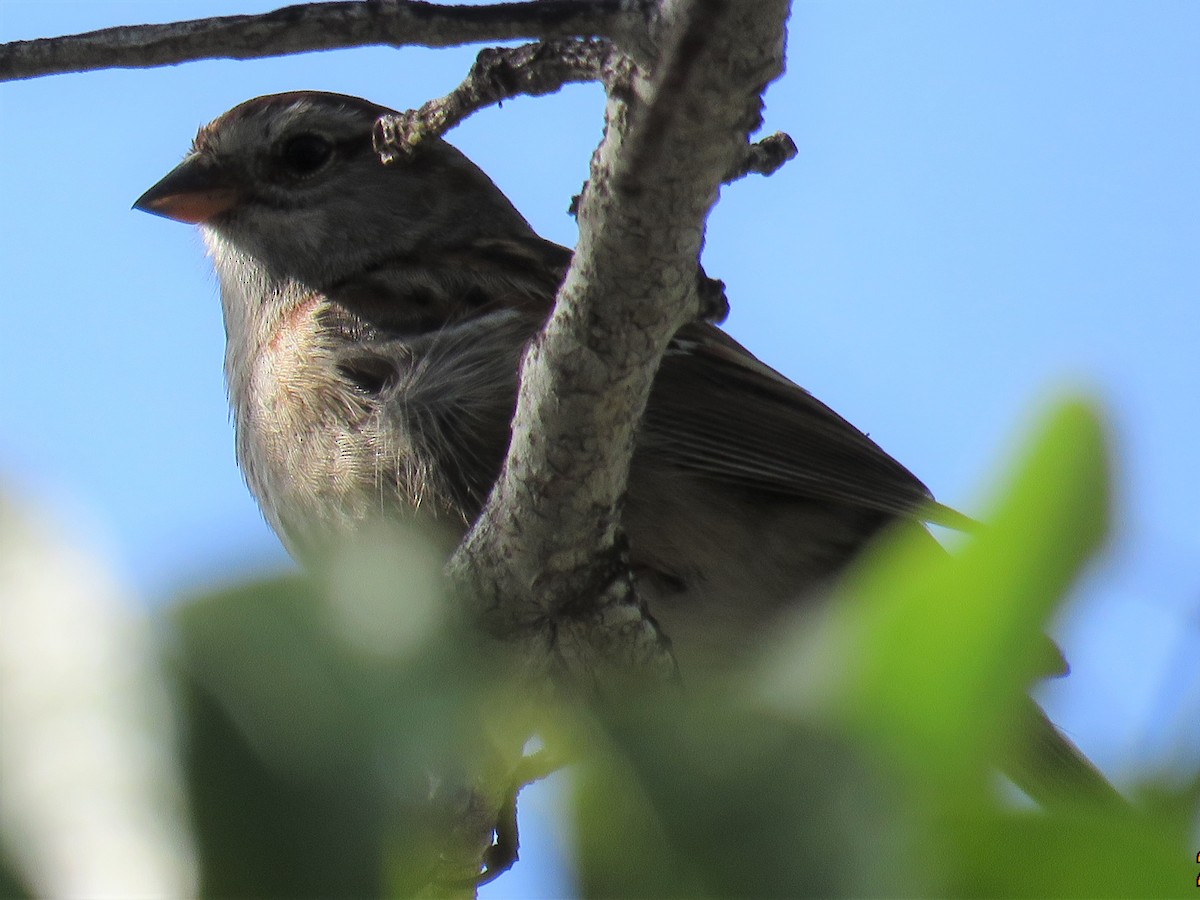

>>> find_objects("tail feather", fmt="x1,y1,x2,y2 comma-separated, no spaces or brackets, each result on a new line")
1004,697,1124,808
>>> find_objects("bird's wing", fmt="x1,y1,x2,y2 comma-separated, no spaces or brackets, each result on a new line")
330,234,964,528
323,234,570,336
319,235,571,522
643,321,967,527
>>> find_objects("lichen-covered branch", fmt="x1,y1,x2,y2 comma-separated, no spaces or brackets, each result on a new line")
0,0,644,82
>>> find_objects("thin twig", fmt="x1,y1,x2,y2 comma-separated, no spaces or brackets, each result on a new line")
568,131,797,215
374,38,626,162
726,131,798,182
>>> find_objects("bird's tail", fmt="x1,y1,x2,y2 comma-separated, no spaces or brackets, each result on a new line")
1004,696,1125,808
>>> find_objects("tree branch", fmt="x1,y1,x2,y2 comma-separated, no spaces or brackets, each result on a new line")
374,37,797,187
449,0,789,687
0,0,647,82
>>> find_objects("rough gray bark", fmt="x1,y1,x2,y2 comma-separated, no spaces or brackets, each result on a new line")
451,0,790,690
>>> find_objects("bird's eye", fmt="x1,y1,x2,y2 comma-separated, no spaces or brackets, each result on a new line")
278,133,333,177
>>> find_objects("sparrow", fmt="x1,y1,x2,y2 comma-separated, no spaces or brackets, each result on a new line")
135,95,1121,881
133,90,954,668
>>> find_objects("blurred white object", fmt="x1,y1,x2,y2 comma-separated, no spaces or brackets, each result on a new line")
0,492,197,898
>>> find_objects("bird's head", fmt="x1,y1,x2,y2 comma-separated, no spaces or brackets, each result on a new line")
134,91,534,291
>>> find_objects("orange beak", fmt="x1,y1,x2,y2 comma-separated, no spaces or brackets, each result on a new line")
133,154,242,224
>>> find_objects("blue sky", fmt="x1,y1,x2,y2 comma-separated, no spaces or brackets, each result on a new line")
2,2,1198,896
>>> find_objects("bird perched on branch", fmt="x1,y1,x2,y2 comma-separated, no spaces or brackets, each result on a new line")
136,94,1120,881
135,90,956,668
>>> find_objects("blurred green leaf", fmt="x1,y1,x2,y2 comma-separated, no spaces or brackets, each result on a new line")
573,699,916,897
941,809,1194,898
146,398,1198,898
167,522,525,896
179,660,389,898
0,850,31,899
758,399,1111,802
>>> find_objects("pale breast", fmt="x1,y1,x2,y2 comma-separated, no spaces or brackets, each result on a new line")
233,297,407,557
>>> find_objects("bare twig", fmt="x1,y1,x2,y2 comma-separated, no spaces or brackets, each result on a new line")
374,38,626,162
570,131,797,215
0,0,646,82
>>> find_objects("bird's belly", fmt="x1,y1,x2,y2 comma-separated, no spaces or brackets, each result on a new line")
235,356,462,560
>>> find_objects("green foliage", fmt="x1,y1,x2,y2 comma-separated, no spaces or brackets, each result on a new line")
754,400,1110,805
169,522,522,896
573,704,905,897
171,399,1194,895
567,400,1194,897
3,399,1196,896
0,852,31,900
